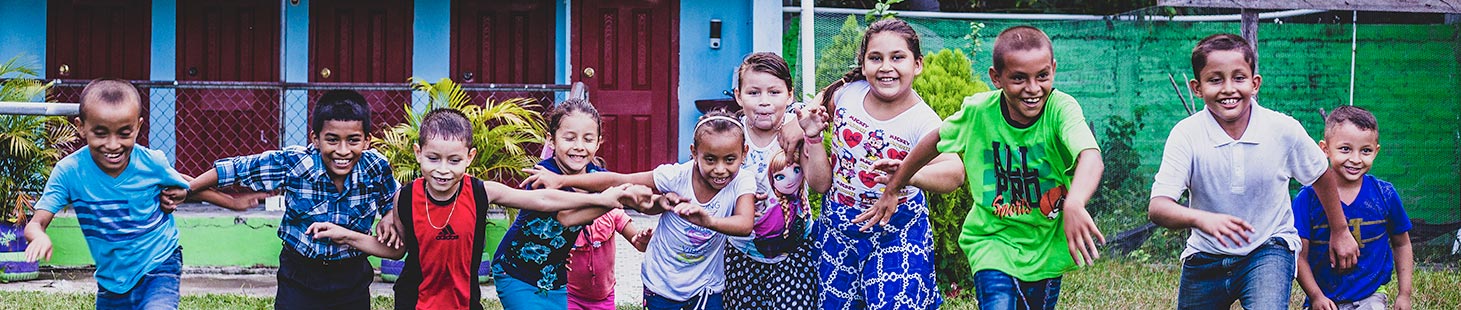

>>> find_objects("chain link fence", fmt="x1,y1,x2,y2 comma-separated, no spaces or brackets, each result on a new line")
787,8,1461,271
46,80,569,177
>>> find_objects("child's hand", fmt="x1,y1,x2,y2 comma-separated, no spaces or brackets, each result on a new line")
520,166,566,189
160,187,189,213
1193,213,1254,247
608,184,655,210
648,192,688,213
230,191,272,211
796,105,830,135
856,194,900,232
1063,204,1106,266
23,233,52,262
869,158,902,184
376,208,402,248
1328,230,1360,270
1394,294,1412,310
630,227,653,252
306,222,352,244
1309,296,1338,310
673,203,713,227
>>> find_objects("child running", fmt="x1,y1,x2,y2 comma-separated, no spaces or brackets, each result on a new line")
1294,106,1414,310
306,108,654,310
722,52,820,310
524,110,757,310
866,26,1107,310
800,17,964,310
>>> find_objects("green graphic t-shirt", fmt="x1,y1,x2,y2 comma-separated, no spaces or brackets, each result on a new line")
936,89,1100,281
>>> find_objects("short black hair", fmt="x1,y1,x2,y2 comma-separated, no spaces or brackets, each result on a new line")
991,26,1053,72
418,108,473,147
1325,105,1379,139
1191,33,1257,79
312,90,372,134
78,78,142,120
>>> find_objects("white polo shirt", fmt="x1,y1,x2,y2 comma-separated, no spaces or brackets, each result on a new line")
1150,102,1329,259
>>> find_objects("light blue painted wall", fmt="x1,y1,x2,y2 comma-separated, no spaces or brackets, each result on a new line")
676,1,753,162
556,0,570,86
0,0,46,79
412,0,450,112
150,0,178,162
283,0,310,147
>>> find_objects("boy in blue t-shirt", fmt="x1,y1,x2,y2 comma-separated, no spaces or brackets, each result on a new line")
22,79,232,309
1293,105,1414,310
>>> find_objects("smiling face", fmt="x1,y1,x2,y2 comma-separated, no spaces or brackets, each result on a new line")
861,32,923,104
690,130,747,190
771,163,803,196
1191,50,1262,130
737,70,794,132
414,137,476,198
1320,122,1380,184
79,102,143,177
549,112,602,174
311,120,368,183
989,47,1056,126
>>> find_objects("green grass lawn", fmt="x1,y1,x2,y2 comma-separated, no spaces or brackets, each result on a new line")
1,261,1456,309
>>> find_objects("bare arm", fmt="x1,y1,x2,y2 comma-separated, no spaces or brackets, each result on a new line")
799,95,834,193
1063,149,1106,266
1310,170,1359,270
906,153,964,194
1295,240,1337,310
674,194,756,237
307,222,405,259
190,169,220,192
521,168,655,193
22,210,56,262
854,129,947,230
1149,196,1254,247
487,181,649,213
557,206,615,227
1392,232,1414,310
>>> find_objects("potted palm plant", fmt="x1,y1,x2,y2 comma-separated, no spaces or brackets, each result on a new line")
372,78,546,283
0,55,78,282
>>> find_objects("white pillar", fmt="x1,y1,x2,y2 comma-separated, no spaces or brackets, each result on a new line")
800,0,815,97
752,0,783,54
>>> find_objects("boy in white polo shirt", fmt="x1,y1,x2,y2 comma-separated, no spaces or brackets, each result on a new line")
1147,33,1360,309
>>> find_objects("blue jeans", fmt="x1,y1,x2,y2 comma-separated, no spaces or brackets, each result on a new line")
644,288,723,310
1177,237,1295,310
96,247,181,310
972,269,1062,310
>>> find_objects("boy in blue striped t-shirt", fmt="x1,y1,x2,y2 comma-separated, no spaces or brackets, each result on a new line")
23,79,235,309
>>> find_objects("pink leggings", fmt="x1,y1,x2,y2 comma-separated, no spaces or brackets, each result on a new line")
567,292,616,310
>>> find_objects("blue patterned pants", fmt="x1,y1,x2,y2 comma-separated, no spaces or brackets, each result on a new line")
816,192,940,310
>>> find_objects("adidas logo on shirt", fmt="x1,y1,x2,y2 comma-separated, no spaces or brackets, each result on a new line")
435,225,460,240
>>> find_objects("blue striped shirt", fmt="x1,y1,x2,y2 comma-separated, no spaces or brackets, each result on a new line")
35,145,188,293
215,145,398,260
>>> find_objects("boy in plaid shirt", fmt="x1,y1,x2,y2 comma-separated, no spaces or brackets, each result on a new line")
190,90,399,309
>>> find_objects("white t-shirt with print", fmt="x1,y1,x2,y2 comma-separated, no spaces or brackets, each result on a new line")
827,80,942,207
643,161,757,301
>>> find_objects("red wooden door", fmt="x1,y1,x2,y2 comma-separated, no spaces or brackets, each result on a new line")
174,0,280,175
451,0,557,108
310,0,413,135
574,0,679,173
46,0,152,146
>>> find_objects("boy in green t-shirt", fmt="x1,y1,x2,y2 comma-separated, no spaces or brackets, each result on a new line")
864,25,1105,310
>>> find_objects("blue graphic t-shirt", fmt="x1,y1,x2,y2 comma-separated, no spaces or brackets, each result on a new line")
34,146,189,293
1293,175,1412,304
491,158,604,292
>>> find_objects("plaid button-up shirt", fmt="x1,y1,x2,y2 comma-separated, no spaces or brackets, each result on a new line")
215,145,399,260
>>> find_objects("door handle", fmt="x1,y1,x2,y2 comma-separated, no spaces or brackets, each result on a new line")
58,64,70,77
583,67,595,78
320,67,332,79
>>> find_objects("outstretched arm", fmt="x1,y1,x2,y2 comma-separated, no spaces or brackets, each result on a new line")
488,182,653,214
23,210,56,262
307,222,405,259
675,194,756,237
796,102,834,194
854,129,947,231
1310,170,1359,270
1149,196,1255,247
1063,149,1106,266
521,168,654,192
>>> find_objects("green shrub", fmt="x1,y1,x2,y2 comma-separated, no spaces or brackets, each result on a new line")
911,48,990,294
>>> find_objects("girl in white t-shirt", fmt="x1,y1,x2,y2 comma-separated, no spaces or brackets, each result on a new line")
524,110,756,310
798,18,963,310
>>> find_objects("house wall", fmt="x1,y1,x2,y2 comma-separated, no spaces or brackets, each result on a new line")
675,1,755,161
